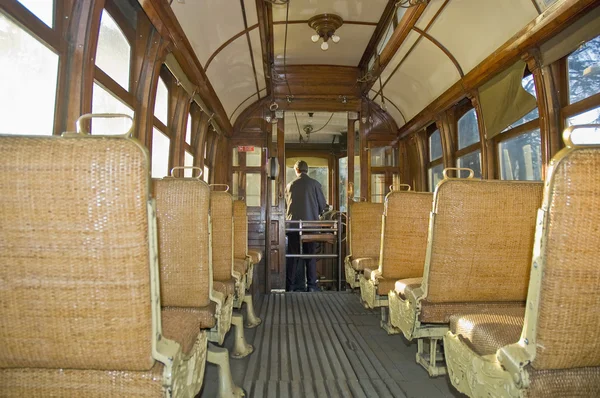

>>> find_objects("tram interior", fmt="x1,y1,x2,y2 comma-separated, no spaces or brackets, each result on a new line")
1,0,600,397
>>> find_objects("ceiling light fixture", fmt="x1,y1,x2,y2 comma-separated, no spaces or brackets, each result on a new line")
308,14,343,51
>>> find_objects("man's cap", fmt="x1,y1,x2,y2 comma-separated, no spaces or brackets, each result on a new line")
294,160,308,173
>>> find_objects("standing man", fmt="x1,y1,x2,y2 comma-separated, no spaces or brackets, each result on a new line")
285,160,327,292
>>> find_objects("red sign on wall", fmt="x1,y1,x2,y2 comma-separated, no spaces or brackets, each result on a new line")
237,146,255,152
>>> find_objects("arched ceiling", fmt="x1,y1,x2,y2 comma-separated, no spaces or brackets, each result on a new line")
170,0,555,133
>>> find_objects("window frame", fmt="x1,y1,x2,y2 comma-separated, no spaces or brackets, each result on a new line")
425,124,443,192
454,104,483,177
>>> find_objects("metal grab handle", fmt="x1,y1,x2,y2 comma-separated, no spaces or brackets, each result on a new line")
442,167,474,179
209,184,230,192
562,124,600,148
389,184,411,192
352,197,367,202
347,182,354,197
169,166,203,179
75,113,134,136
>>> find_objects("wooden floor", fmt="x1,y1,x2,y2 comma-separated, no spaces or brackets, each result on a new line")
200,292,463,398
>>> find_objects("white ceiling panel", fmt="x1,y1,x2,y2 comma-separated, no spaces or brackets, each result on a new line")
379,31,420,84
272,0,388,23
273,24,375,66
244,0,259,27
206,36,259,119
427,0,538,73
383,39,461,121
250,29,267,92
230,92,260,126
171,0,245,67
414,0,446,30
370,90,406,127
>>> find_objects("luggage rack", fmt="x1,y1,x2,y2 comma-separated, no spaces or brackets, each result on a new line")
285,217,343,291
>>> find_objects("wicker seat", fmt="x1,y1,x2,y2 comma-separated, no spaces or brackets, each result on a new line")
0,135,204,397
444,128,600,397
360,191,432,317
344,202,384,289
388,178,542,376
233,200,261,328
153,177,247,396
210,191,253,359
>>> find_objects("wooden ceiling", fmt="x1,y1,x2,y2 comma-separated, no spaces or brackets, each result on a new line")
167,0,589,135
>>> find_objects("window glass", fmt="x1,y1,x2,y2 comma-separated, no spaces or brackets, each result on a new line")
246,172,261,207
246,146,261,167
0,12,58,135
203,166,209,183
91,82,134,135
17,0,53,28
151,128,170,178
456,150,482,178
271,179,278,207
428,163,444,192
96,10,130,90
184,151,194,177
185,114,192,145
354,155,361,200
503,74,540,131
232,172,239,197
370,173,385,203
499,129,542,181
154,76,168,125
568,35,600,104
232,147,239,166
566,105,600,126
429,129,442,161
371,147,385,167
377,23,394,55
457,109,480,150
339,157,348,212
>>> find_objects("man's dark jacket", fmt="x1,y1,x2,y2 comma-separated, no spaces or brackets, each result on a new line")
285,173,327,221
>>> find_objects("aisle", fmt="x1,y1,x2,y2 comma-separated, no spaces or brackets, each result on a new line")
200,292,461,398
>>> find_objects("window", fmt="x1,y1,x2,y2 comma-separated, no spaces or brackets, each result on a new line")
567,35,600,105
91,83,134,135
96,9,130,90
152,128,170,178
184,151,194,177
427,128,444,191
17,0,53,28
498,129,542,181
0,12,59,135
154,77,169,126
92,6,134,136
185,114,192,145
563,35,600,129
339,157,347,212
246,173,261,207
369,144,398,203
456,109,482,178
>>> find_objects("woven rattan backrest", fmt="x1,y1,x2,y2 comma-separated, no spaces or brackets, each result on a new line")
0,136,153,371
381,192,432,280
210,191,234,282
349,202,384,259
153,179,211,308
233,200,248,260
426,180,543,303
532,148,600,369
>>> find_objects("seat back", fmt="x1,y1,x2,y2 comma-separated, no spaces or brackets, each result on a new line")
425,179,543,303
380,191,432,280
153,178,211,308
233,200,248,260
528,137,600,370
0,135,154,371
349,201,384,259
210,190,234,282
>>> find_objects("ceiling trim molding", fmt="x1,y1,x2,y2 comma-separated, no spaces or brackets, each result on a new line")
240,0,261,101
359,0,398,70
396,0,600,141
412,26,464,77
204,23,259,70
370,89,407,124
255,0,274,97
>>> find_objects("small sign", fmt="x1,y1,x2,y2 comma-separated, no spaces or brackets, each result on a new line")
237,146,255,152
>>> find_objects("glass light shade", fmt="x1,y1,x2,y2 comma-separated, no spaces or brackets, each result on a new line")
331,34,340,43
320,41,329,51
311,34,320,43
